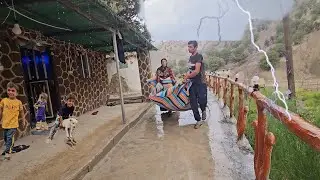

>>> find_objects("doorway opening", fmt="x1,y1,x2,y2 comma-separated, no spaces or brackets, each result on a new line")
20,47,60,128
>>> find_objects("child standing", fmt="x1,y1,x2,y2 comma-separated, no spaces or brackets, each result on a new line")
34,93,48,130
0,82,27,160
47,94,76,145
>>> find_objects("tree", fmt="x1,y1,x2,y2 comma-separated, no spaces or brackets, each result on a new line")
167,59,177,68
177,59,188,75
231,46,248,63
259,50,280,71
216,48,231,62
264,39,270,47
272,43,286,57
100,0,151,41
206,56,225,72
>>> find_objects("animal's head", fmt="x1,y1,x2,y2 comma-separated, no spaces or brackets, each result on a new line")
69,117,78,128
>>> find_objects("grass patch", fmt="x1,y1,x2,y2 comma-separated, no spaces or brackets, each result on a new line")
232,87,320,179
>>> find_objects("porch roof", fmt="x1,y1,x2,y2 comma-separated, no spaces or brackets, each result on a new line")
0,0,156,52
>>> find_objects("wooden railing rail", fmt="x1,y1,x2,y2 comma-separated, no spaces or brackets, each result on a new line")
206,74,320,180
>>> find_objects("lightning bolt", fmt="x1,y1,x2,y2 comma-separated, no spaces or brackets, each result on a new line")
234,0,291,120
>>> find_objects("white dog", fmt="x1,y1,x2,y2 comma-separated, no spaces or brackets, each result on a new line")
62,117,78,145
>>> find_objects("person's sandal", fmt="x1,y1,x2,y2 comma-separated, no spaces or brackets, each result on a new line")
194,121,203,129
202,111,207,120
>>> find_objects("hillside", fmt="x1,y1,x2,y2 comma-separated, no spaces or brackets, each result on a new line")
206,0,320,89
150,0,320,90
150,41,236,72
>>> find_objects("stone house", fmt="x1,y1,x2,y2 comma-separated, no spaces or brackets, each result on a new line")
0,1,154,142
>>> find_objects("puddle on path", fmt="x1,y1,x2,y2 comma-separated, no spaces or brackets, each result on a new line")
151,94,255,180
154,106,197,138
206,93,255,180
84,105,214,180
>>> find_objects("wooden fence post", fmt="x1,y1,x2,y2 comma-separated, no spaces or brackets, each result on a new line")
209,75,213,91
252,120,259,177
256,101,267,180
237,87,248,140
259,132,276,180
223,78,228,107
213,76,217,94
217,77,221,98
229,83,234,117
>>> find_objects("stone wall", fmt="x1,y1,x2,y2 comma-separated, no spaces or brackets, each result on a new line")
52,44,109,116
0,26,109,141
0,28,30,140
22,28,110,116
0,25,152,142
137,49,152,100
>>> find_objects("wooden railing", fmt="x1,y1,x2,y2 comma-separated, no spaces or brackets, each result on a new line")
206,75,320,180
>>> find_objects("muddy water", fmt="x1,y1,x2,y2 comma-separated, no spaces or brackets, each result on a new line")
83,106,214,180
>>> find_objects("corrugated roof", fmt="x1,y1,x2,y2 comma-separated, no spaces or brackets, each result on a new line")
0,0,156,52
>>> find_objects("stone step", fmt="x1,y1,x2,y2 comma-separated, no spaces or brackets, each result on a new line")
107,96,144,106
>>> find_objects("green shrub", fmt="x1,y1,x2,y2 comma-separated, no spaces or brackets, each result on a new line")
301,20,314,34
206,56,225,72
311,3,320,15
292,30,305,45
215,48,232,62
259,50,280,70
290,18,314,46
272,43,286,57
231,41,242,49
264,39,270,47
231,45,248,63
276,23,283,34
294,8,304,19
177,59,188,75
275,33,283,44
290,19,300,32
311,13,318,22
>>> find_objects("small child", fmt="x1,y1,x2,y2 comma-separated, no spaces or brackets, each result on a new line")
47,93,76,145
0,82,27,160
34,93,48,130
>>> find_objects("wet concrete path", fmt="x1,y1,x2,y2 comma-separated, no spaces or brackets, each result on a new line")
83,106,214,180
206,93,255,180
83,92,255,180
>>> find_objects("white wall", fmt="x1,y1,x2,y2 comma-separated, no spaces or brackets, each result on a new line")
107,56,142,93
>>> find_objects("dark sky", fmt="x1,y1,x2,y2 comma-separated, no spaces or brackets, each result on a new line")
142,0,294,41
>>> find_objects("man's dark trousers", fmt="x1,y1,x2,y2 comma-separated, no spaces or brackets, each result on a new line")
189,82,207,121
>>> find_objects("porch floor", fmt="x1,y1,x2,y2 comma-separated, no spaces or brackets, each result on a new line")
0,103,151,180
